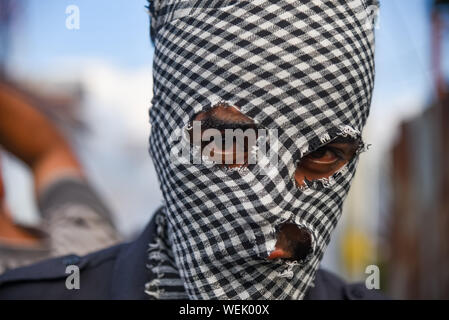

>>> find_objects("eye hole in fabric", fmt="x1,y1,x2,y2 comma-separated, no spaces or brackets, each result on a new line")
186,103,261,169
295,128,366,191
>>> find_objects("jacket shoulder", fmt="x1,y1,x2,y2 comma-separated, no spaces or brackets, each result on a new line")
305,269,388,300
0,243,124,300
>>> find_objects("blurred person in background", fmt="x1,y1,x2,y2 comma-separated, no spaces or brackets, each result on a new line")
0,79,121,274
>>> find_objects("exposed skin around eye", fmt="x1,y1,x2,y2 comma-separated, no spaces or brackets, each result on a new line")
190,104,257,168
295,140,359,188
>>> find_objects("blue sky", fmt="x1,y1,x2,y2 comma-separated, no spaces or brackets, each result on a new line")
10,0,154,71
374,0,436,107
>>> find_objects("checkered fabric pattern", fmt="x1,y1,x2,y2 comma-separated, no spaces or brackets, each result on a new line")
146,0,378,299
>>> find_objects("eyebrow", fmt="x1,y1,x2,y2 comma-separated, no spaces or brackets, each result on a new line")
196,116,258,132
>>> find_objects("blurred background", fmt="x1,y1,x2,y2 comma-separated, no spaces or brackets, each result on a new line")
0,0,447,299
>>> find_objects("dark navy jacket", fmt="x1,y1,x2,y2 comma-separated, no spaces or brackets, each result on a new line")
0,213,386,300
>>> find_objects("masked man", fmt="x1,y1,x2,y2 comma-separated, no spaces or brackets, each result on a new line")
0,0,384,300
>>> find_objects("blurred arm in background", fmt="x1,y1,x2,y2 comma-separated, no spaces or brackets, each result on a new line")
0,81,82,191
0,80,121,274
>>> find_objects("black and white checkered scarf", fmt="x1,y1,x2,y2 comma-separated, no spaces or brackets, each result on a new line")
145,0,378,300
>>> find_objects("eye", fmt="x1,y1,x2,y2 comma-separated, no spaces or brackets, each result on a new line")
306,147,342,164
295,138,360,188
299,146,345,174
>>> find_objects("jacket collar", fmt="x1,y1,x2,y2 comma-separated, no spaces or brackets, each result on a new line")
110,209,160,300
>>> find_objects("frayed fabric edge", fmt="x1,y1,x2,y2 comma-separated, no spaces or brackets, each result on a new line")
145,214,166,299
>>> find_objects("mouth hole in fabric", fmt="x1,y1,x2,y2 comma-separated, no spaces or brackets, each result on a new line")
268,223,313,263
